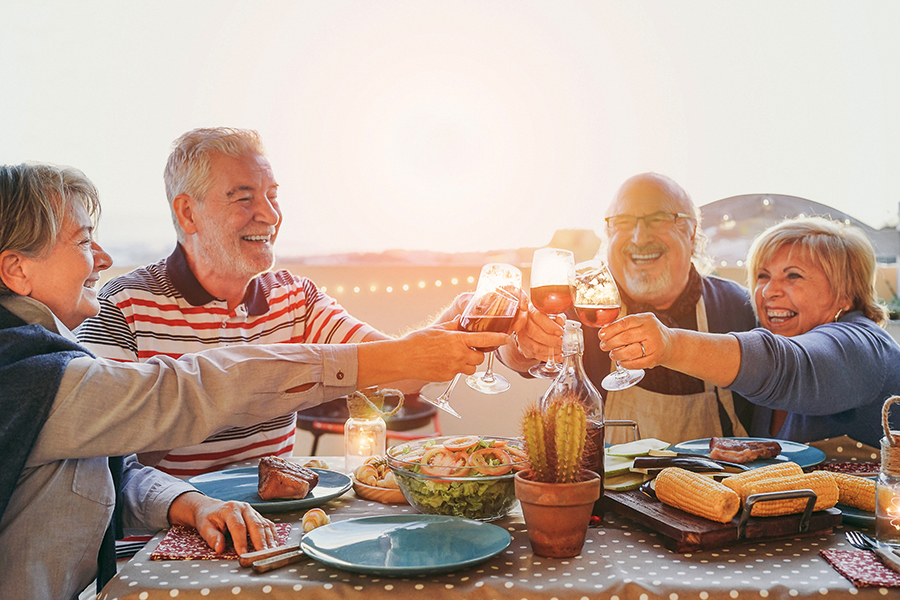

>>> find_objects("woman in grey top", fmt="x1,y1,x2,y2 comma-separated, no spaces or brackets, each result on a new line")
598,215,900,448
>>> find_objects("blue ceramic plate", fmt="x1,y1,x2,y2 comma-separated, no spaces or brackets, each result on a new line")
187,467,351,514
300,515,511,576
838,503,875,527
669,437,826,469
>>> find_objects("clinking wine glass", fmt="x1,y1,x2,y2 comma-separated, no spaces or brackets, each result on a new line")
528,248,575,379
420,263,523,417
572,259,644,391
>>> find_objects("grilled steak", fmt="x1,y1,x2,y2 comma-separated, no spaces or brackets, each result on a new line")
708,437,781,464
257,456,319,500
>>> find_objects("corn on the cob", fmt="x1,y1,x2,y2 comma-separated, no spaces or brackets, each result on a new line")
721,462,804,498
742,471,839,517
829,471,876,512
655,467,741,523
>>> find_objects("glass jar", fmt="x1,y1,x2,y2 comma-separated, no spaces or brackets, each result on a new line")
343,414,387,475
876,433,900,544
343,386,402,474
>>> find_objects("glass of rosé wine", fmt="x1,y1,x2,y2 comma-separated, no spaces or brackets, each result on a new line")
573,259,644,391
420,263,523,416
527,248,575,378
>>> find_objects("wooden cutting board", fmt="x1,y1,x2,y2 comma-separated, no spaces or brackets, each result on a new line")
602,489,842,552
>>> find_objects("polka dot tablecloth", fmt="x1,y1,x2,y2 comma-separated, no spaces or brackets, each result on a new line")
98,456,892,600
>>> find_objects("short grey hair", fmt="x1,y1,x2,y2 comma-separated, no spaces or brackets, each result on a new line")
0,162,101,293
163,127,267,242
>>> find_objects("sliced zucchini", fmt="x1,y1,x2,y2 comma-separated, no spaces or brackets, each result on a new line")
606,438,671,457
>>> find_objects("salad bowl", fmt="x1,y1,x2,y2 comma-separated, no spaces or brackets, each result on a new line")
387,435,529,521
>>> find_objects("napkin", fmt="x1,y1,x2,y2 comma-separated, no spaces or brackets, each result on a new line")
151,523,291,560
820,549,900,587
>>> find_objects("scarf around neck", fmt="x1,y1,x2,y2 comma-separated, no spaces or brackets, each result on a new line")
619,264,705,395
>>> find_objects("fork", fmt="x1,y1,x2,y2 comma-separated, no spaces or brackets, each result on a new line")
845,530,900,574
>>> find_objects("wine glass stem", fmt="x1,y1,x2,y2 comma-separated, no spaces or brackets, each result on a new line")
439,373,462,401
481,353,496,383
544,313,558,367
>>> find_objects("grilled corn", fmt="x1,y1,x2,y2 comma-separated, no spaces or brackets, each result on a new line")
721,461,804,498
655,467,741,523
742,471,839,517
829,471,876,512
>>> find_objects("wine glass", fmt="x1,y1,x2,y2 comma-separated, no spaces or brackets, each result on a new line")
462,264,522,394
528,248,575,379
419,264,522,416
572,259,644,391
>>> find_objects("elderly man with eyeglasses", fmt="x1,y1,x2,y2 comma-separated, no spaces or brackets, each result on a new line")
584,172,758,443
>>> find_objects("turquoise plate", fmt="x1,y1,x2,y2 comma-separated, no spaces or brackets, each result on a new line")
838,503,875,527
300,515,511,576
669,437,826,469
187,467,351,514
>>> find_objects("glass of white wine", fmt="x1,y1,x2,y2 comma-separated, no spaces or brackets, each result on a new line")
572,259,644,391
528,248,575,379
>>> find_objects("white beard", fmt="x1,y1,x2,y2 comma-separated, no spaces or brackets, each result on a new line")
621,268,674,306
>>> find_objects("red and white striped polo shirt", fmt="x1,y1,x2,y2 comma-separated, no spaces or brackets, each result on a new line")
76,244,375,478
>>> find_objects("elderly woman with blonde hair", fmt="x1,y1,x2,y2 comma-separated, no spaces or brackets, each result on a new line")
598,215,900,447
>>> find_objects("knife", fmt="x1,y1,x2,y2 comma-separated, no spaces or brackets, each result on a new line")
647,449,750,471
239,541,307,573
867,534,900,575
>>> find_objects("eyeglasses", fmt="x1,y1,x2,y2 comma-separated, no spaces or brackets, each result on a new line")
605,211,692,232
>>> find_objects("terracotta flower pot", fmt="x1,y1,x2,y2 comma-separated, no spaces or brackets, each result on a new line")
514,469,601,558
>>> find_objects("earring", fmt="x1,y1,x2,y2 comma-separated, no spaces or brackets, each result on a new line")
834,308,844,322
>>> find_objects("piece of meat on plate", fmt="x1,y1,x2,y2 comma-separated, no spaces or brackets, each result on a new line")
258,456,320,500
708,437,782,464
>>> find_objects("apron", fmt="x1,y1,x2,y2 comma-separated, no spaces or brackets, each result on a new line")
604,296,748,445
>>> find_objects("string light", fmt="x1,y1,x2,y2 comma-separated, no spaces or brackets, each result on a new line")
318,274,479,296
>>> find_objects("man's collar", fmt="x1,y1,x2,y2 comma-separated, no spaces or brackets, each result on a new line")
165,244,270,316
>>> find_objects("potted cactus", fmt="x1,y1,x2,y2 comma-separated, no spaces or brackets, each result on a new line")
514,393,602,558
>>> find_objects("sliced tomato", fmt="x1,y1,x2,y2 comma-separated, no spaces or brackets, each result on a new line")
419,447,471,477
467,447,513,476
505,445,531,471
490,439,508,448
442,436,482,452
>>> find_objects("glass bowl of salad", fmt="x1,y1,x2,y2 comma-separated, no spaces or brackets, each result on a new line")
386,435,529,521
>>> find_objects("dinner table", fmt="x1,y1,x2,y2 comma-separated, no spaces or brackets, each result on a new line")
98,438,896,600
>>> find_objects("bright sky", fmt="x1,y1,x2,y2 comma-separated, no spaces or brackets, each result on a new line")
2,1,898,263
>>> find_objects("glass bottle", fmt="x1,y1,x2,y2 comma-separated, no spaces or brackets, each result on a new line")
540,320,605,518
876,433,900,544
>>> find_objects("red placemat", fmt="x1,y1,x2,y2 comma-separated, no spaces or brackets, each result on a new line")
820,549,900,587
151,523,292,560
810,462,880,476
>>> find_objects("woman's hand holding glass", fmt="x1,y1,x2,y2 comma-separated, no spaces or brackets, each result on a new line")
573,259,644,391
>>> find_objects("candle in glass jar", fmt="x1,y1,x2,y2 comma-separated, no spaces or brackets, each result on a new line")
344,414,386,474
876,433,900,544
